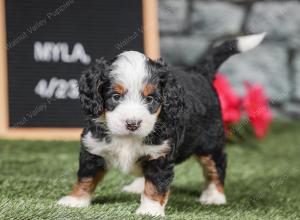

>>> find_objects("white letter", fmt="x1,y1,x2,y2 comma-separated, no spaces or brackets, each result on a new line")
71,43,91,64
34,42,53,62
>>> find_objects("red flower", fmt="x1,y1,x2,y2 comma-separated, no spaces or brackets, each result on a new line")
243,82,272,139
213,73,242,126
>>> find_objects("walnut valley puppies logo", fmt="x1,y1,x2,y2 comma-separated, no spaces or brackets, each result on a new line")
6,0,75,51
115,27,143,50
11,98,57,128
6,18,47,51
27,19,48,34
114,5,175,51
46,0,75,20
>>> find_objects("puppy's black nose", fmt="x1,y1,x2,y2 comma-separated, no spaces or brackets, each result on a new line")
126,120,142,132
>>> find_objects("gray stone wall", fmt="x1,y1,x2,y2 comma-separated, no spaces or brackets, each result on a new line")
159,0,300,118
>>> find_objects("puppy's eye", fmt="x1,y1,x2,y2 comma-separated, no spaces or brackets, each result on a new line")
112,94,121,102
145,96,154,104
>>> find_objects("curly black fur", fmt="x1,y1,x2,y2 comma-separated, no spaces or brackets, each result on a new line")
78,58,110,119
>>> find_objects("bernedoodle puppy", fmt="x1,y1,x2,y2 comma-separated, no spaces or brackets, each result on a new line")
58,33,266,216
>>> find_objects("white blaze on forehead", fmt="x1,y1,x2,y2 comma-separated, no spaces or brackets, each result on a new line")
106,51,156,137
111,51,148,94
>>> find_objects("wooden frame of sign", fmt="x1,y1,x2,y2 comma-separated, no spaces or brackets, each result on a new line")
0,0,160,140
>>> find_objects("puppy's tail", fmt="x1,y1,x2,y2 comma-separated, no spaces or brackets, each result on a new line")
195,33,266,81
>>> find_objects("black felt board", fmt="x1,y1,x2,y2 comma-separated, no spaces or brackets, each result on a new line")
5,0,144,127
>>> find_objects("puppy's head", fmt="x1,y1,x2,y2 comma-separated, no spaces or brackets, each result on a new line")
79,51,183,138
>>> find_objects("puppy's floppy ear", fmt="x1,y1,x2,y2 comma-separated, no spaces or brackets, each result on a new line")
79,58,109,118
159,61,184,129
146,57,184,125
158,63,185,152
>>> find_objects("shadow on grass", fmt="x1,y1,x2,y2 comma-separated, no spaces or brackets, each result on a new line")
92,174,299,214
92,193,139,205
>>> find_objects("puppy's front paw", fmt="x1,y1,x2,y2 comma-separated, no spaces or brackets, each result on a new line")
135,194,165,217
135,205,165,217
57,195,91,208
122,177,144,194
199,183,226,205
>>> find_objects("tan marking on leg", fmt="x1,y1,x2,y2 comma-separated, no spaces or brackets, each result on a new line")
70,169,106,197
144,179,169,206
196,155,224,193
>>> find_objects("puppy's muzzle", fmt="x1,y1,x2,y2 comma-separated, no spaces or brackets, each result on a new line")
126,119,142,132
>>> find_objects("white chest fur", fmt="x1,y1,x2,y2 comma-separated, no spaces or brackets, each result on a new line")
82,132,169,174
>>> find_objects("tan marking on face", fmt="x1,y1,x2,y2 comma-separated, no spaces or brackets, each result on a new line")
114,83,126,95
143,84,155,96
144,179,169,205
70,169,106,197
196,155,224,193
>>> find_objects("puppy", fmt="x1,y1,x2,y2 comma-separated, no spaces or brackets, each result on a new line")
58,33,265,216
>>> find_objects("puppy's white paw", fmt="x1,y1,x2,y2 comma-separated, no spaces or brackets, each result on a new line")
57,195,91,208
199,183,226,205
122,177,144,194
135,204,165,217
135,194,165,217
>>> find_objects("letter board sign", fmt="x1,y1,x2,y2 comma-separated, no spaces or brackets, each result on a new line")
0,0,159,139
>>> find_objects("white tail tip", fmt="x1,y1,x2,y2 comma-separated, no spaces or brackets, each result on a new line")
237,33,266,52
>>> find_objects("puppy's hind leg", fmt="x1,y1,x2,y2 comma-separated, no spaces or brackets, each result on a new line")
195,150,227,205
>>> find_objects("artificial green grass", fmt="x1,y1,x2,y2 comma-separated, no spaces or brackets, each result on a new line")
0,121,300,220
